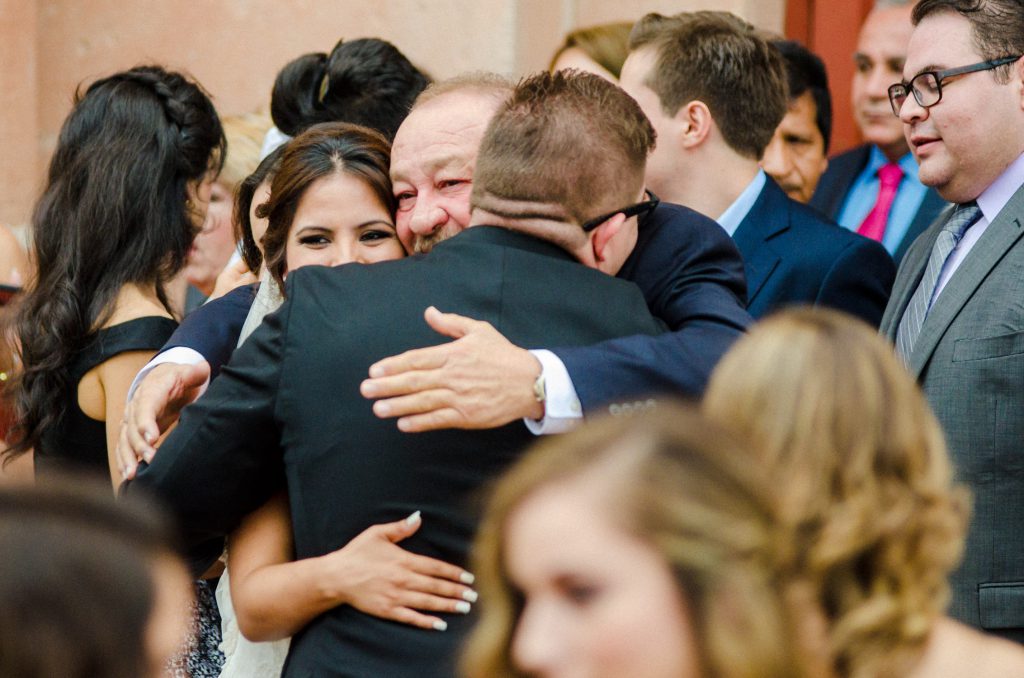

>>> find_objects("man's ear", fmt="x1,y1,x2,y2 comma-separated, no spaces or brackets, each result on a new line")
1014,57,1024,110
590,212,627,265
677,100,714,149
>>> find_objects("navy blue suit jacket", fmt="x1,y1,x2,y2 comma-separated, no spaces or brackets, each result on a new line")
554,202,751,411
163,283,256,378
734,177,896,326
810,144,948,264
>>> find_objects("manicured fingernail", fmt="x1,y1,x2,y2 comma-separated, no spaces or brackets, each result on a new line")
144,431,155,444
121,466,129,479
455,601,471,614
369,364,384,378
433,620,448,632
144,449,154,463
405,510,421,526
463,590,478,603
375,402,391,417
460,572,475,585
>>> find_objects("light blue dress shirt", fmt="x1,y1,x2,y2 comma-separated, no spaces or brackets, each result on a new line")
836,146,928,255
717,170,767,237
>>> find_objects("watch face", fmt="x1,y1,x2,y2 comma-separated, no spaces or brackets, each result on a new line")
533,374,546,403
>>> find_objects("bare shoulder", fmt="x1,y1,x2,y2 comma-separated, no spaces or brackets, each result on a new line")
910,618,1024,678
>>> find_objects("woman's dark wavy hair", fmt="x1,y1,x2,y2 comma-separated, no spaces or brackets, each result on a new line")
270,37,430,141
4,65,225,461
258,122,395,293
233,144,285,272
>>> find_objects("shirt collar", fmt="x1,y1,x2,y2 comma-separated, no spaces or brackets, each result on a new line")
976,151,1024,223
717,170,767,237
868,145,920,182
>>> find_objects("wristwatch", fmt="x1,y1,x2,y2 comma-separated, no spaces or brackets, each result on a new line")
532,371,546,405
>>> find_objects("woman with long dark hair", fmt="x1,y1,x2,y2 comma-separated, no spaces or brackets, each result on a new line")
5,65,224,488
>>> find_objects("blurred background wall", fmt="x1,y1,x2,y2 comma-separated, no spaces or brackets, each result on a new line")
0,0,807,228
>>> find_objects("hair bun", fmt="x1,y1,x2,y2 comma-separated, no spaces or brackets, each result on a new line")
270,52,328,137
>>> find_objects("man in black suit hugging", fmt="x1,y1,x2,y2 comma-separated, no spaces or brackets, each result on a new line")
128,70,663,677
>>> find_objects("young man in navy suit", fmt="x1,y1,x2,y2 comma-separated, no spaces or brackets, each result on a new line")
615,11,895,324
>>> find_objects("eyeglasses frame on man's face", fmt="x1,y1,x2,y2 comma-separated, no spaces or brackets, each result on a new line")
887,55,1022,116
580,190,661,233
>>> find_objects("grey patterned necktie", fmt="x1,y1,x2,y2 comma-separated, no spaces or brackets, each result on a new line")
895,201,982,361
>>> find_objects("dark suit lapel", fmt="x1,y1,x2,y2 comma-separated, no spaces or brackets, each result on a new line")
811,145,870,218
908,186,1024,376
732,179,789,306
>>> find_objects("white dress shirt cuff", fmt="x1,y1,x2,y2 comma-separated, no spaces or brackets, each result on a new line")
523,349,583,435
126,346,210,403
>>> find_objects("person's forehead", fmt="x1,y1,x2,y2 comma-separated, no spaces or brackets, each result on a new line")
391,92,496,178
857,6,913,57
621,47,657,85
904,11,978,76
783,92,822,137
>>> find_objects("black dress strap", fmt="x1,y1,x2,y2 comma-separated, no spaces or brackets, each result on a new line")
70,316,179,383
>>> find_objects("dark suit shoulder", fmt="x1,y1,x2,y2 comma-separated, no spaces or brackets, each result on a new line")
810,144,871,218
162,282,258,376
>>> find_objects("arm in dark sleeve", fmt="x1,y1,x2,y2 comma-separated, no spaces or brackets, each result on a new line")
553,204,753,409
163,283,257,378
126,287,286,560
816,237,896,328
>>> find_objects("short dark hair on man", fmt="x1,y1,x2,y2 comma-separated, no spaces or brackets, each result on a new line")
772,39,833,153
271,38,430,141
629,11,788,160
472,70,655,230
913,0,1024,84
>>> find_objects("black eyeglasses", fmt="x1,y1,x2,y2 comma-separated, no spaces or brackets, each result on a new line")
580,190,660,232
888,55,1021,116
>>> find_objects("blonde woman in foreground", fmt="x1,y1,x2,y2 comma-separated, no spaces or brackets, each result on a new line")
462,405,829,678
703,307,1024,678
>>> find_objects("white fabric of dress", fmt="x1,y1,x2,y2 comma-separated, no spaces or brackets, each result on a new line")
217,273,290,678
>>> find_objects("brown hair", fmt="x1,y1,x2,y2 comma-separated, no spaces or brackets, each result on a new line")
913,0,1024,84
703,308,969,678
0,475,183,678
629,11,788,159
549,22,633,79
462,404,818,678
471,70,655,238
258,122,395,293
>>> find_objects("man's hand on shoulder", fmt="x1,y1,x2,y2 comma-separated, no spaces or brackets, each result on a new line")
117,361,211,480
360,306,542,432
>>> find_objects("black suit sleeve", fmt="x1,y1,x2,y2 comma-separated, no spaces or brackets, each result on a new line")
816,237,896,327
126,291,288,558
552,208,752,409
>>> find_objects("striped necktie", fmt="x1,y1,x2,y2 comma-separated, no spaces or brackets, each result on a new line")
895,202,982,361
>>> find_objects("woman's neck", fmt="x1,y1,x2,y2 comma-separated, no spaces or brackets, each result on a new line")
103,283,172,328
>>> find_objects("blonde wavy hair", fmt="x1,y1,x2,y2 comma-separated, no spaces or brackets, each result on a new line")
461,404,818,678
703,307,969,678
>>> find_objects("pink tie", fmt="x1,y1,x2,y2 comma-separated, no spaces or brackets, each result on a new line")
857,162,904,242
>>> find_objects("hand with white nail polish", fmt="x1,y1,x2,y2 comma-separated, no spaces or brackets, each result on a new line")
230,498,477,641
